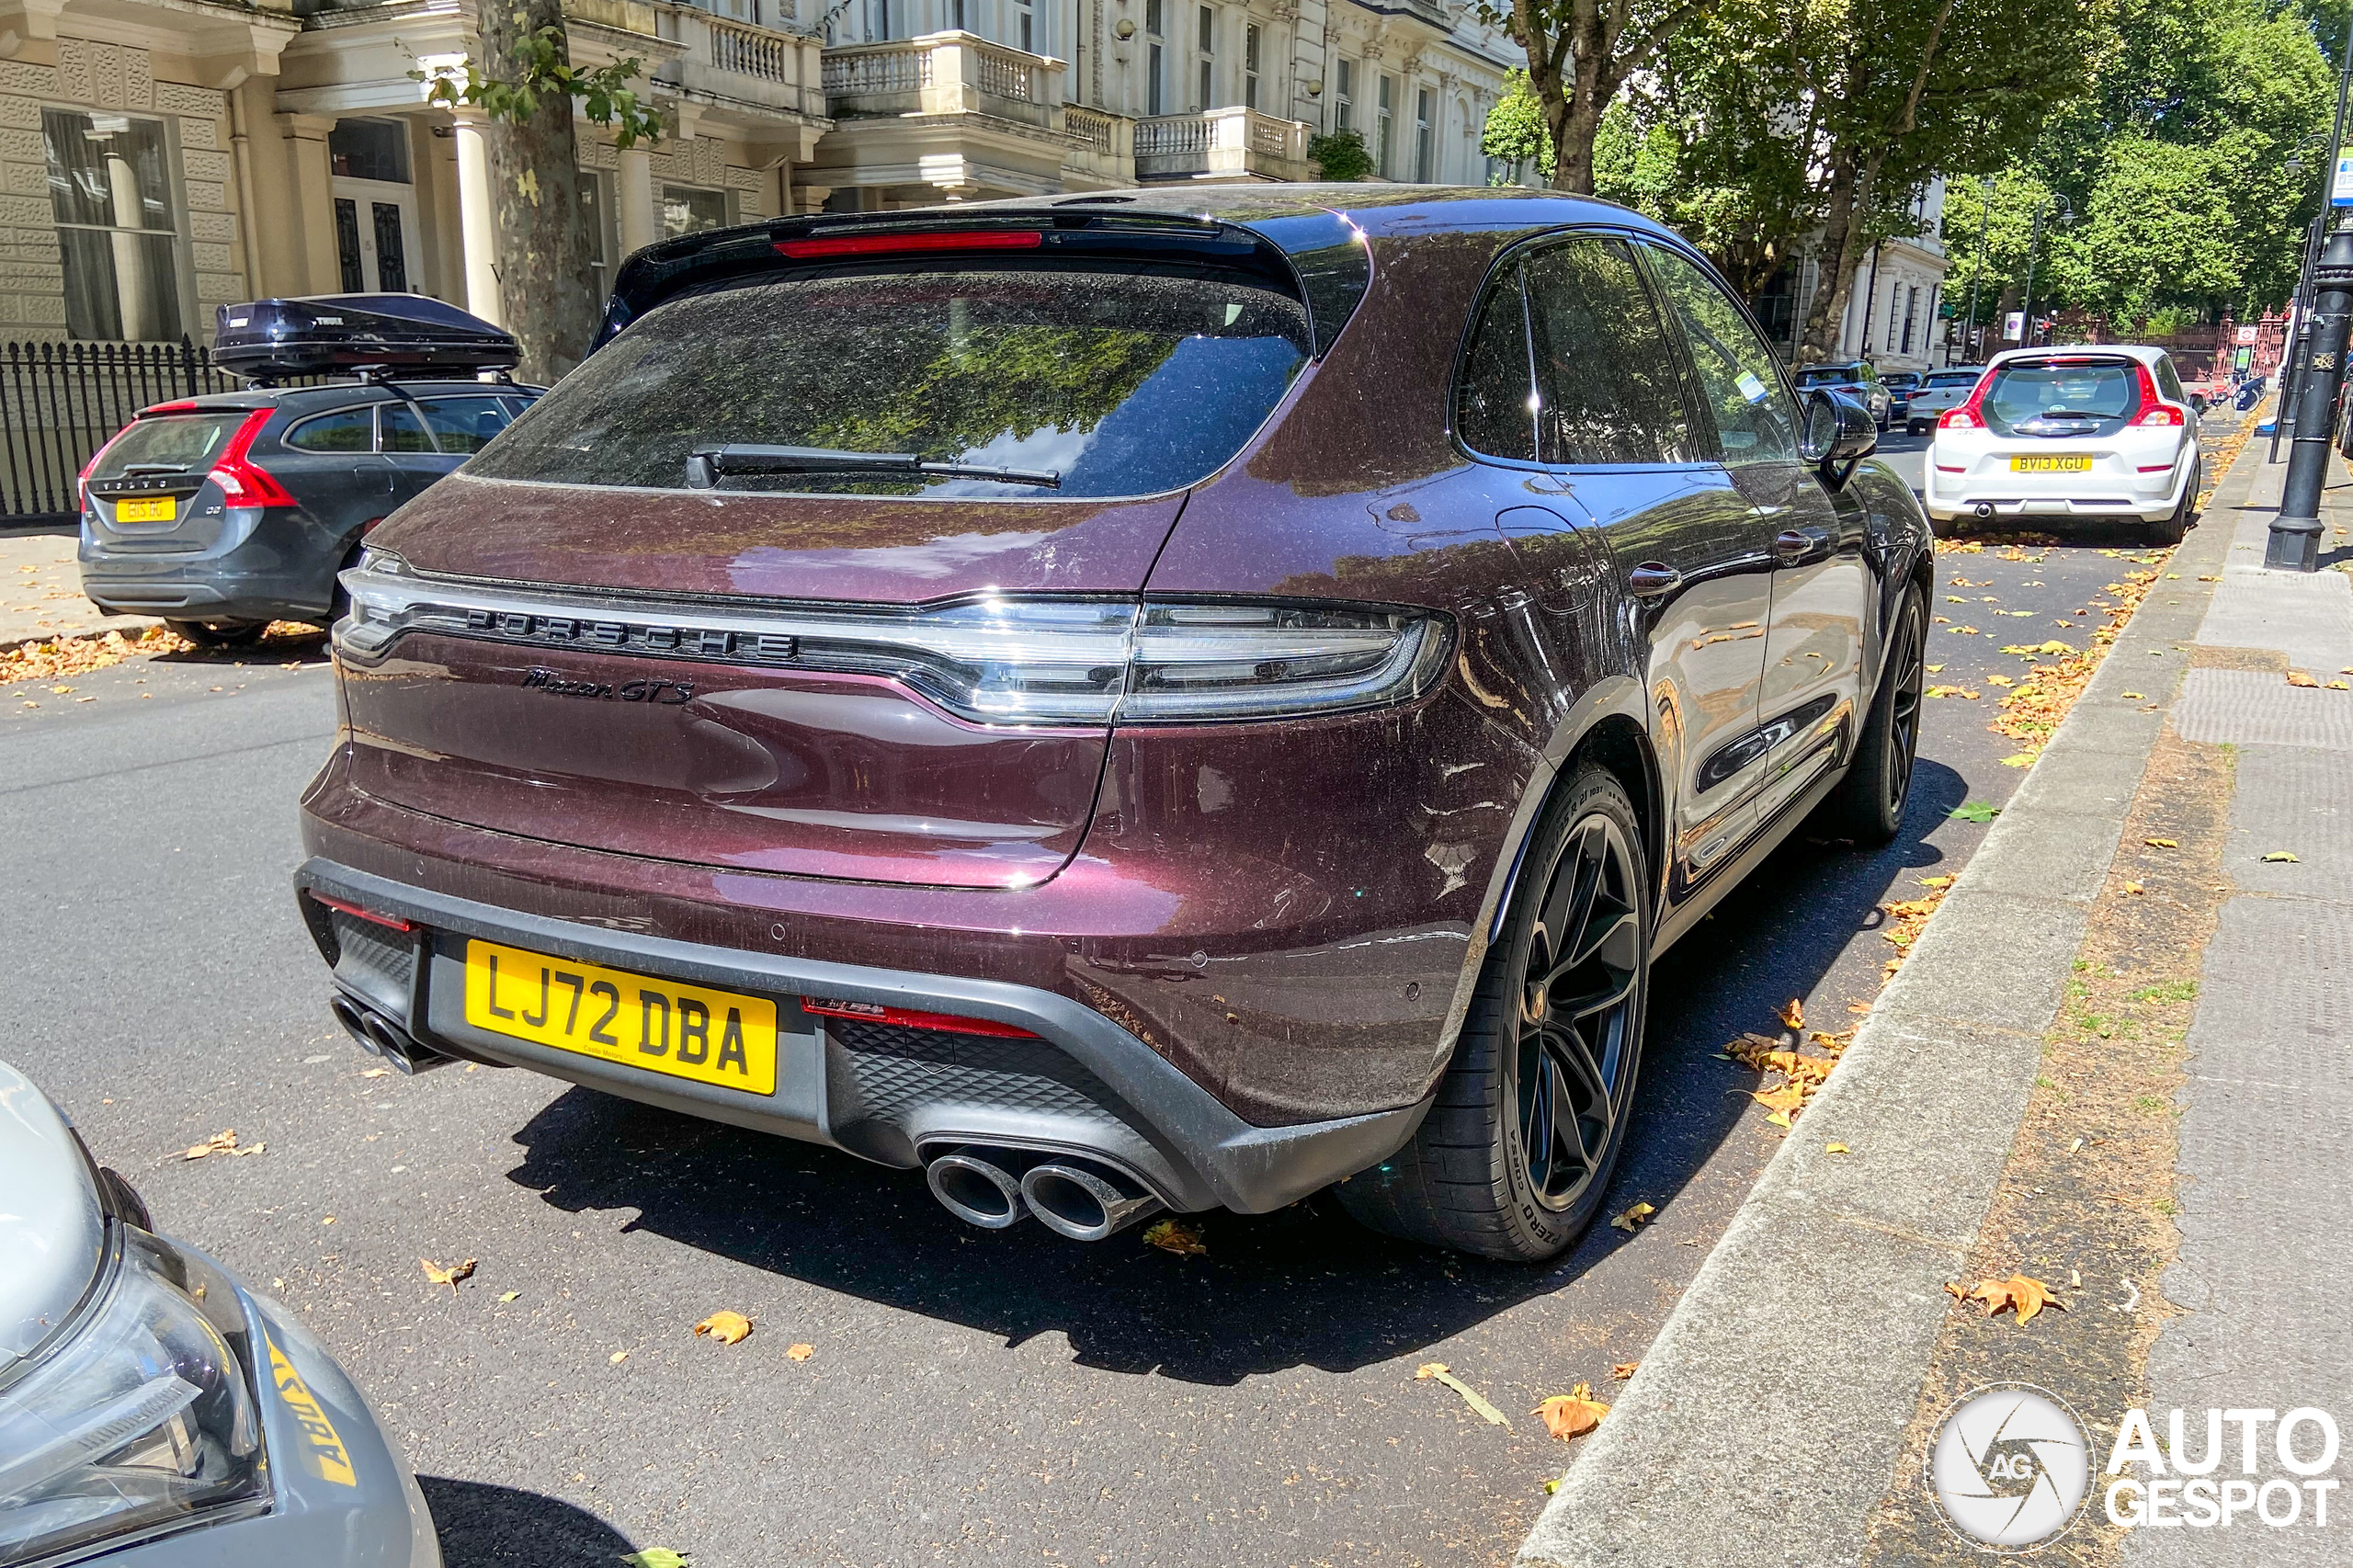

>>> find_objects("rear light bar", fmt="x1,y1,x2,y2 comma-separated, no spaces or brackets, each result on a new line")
210,408,297,508
312,892,415,934
1938,369,1993,431
801,997,1039,1039
2131,362,2188,426
773,230,1044,260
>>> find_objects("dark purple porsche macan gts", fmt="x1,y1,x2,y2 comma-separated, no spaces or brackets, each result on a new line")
293,187,1931,1261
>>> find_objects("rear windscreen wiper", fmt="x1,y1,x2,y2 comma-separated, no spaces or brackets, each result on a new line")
685,443,1061,490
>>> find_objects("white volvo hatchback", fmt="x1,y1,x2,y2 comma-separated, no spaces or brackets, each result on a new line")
1925,345,2201,543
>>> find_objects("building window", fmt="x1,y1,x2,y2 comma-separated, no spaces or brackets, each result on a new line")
1414,86,1433,181
1334,58,1354,131
1901,284,1919,356
1195,6,1213,109
1243,23,1260,110
662,185,728,238
1016,0,1032,49
1145,0,1165,115
329,119,409,183
42,108,182,343
1376,75,1394,177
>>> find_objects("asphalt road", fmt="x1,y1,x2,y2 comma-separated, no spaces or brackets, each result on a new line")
0,437,2223,1568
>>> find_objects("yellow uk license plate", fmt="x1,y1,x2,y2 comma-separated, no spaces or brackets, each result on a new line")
461,937,779,1094
114,495,176,522
2011,454,2091,473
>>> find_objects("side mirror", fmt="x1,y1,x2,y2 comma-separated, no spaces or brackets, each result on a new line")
1799,390,1877,486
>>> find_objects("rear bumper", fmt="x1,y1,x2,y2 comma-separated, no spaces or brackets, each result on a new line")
1922,451,2193,524
79,510,347,623
293,857,1433,1215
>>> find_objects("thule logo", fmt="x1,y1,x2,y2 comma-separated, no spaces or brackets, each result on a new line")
520,667,695,704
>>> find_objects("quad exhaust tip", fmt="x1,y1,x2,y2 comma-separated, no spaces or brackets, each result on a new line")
921,1146,1168,1241
328,994,451,1075
1020,1161,1165,1243
925,1147,1029,1229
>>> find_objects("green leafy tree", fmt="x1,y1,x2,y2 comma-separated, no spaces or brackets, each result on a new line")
418,2,665,382
1481,70,1554,185
1307,130,1375,182
1480,0,1718,193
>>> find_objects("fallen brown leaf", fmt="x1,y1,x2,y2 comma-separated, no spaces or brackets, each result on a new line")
1609,1201,1656,1232
1536,1382,1610,1439
693,1310,753,1345
2287,670,2320,688
420,1256,476,1292
1142,1219,1209,1256
1965,1273,2068,1324
1610,1360,1639,1380
1777,997,1804,1031
786,1342,814,1362
2145,837,2178,849
182,1129,264,1160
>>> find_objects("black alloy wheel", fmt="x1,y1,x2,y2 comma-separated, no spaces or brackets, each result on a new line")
1512,811,1643,1212
1336,763,1650,1261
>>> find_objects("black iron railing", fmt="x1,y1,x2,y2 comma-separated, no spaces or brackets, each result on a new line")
0,336,259,524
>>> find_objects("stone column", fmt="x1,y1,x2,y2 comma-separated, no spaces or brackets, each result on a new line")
274,112,342,295
448,108,503,324
617,143,657,256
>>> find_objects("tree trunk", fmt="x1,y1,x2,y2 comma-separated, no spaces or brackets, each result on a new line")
1799,146,1884,363
480,0,600,384
1552,47,1608,195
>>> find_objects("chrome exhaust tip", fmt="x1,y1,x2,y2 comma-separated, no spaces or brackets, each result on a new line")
1973,502,1996,519
925,1147,1029,1230
1020,1162,1165,1243
332,994,451,1074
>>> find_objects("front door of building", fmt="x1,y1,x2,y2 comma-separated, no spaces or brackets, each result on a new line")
331,178,419,294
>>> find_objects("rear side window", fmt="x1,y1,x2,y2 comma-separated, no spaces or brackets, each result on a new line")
285,407,375,453
1925,371,1980,389
383,396,517,455
2155,357,2188,404
1521,238,1695,465
1984,360,2139,433
91,412,245,478
470,268,1313,499
1454,265,1535,461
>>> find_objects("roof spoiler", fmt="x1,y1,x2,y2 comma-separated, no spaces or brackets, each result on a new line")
595,206,1372,359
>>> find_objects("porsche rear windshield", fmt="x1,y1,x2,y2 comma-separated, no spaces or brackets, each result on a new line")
468,267,1314,499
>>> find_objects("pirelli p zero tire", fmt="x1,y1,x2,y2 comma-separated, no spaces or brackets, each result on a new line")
1336,764,1649,1262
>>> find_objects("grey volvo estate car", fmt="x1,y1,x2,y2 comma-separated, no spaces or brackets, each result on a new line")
77,296,533,645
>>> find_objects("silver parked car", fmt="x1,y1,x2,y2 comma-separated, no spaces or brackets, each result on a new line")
0,1059,440,1567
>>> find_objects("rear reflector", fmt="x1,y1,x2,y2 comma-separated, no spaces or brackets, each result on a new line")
774,230,1044,260
313,892,415,934
801,997,1039,1039
2138,463,2176,472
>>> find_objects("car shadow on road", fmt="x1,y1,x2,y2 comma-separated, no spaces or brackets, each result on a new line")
419,1476,638,1568
498,759,1971,1387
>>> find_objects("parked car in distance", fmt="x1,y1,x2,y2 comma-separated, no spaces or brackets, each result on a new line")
1792,359,1893,430
295,187,1932,1264
1881,371,1922,424
1905,367,1985,434
1925,345,2201,544
0,1057,440,1566
76,295,536,646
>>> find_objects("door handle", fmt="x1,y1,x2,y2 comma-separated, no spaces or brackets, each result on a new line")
1627,562,1682,598
1774,528,1832,563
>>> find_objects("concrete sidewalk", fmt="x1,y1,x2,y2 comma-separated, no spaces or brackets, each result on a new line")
1,527,160,650
2127,454,2353,1566
1518,433,2347,1563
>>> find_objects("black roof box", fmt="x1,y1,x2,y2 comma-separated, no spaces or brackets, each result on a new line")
212,294,518,381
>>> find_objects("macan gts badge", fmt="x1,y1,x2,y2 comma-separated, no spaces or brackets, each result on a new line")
295,186,1933,1262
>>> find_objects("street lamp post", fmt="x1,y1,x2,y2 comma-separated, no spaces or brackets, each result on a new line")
1961,176,1993,365
2268,217,2353,572
2019,195,2070,347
